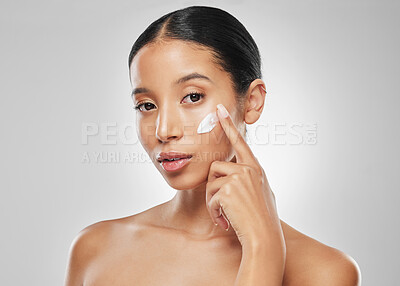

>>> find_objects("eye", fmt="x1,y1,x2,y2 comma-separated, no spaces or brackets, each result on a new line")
134,102,155,112
181,92,205,104
134,92,205,113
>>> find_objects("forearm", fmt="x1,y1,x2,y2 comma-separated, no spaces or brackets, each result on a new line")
234,238,286,286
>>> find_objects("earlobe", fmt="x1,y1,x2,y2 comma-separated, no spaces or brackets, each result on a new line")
244,107,261,125
244,81,266,125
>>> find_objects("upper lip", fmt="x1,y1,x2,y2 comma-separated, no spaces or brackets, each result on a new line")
156,151,193,162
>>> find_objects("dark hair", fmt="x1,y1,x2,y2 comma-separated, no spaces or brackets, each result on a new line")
128,5,263,109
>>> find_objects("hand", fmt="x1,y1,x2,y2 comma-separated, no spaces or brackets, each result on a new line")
206,104,285,252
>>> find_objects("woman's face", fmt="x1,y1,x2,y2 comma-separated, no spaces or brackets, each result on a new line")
129,40,245,190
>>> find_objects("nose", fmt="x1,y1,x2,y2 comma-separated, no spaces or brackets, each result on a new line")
155,107,184,143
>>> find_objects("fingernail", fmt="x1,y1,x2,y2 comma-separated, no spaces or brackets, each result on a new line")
220,208,230,231
225,222,230,231
217,104,229,118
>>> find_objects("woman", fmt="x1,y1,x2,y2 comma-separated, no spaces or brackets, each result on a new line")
65,6,361,286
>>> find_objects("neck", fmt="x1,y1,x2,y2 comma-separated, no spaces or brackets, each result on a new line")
161,156,238,238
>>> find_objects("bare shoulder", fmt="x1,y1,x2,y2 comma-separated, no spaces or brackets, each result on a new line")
281,220,362,286
64,211,153,286
64,219,120,285
68,218,120,257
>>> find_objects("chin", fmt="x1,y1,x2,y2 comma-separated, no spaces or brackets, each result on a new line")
167,180,206,191
165,174,208,191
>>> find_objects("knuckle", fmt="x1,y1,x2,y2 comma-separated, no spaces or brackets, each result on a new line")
254,166,263,176
221,185,232,196
242,165,253,175
231,173,240,181
210,160,221,168
257,176,264,184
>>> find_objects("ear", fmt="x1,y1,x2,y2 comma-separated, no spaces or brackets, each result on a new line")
243,79,266,125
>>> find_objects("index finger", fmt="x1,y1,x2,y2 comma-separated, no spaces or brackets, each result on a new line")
216,103,258,165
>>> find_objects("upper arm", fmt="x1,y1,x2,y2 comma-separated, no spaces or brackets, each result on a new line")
64,222,108,286
311,250,362,286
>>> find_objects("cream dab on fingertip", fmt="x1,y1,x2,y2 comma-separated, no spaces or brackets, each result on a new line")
197,111,219,134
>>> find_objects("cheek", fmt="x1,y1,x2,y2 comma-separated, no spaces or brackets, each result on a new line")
136,119,156,149
195,124,233,162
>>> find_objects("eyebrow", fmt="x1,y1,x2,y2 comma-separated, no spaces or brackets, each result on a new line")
130,72,213,98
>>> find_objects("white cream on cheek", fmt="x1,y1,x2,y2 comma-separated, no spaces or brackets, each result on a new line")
197,111,219,134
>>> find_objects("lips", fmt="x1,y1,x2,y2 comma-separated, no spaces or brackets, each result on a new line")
156,151,193,172
156,151,193,162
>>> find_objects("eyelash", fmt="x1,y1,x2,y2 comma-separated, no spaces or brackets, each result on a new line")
134,91,205,112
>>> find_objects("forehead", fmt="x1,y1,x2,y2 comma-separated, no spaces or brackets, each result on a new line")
129,40,225,90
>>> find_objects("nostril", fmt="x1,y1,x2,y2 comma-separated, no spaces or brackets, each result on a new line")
156,125,184,141
157,134,179,143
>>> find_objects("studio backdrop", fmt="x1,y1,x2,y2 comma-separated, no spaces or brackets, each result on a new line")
1,0,399,285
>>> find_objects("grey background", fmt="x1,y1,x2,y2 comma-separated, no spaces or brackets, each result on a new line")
1,0,399,285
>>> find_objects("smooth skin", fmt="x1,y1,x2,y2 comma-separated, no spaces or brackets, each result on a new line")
64,40,361,285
